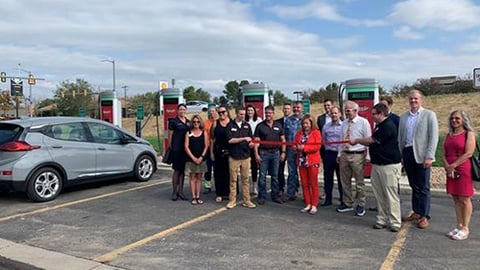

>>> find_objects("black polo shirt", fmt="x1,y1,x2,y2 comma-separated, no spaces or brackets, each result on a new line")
369,118,401,165
254,120,284,151
226,120,252,160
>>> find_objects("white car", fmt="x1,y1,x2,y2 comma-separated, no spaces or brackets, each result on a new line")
186,100,209,112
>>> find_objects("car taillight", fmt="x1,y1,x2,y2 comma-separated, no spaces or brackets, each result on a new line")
0,141,41,152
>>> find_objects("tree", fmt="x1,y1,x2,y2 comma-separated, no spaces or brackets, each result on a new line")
128,91,158,116
183,86,211,102
0,91,13,117
222,80,250,107
272,90,291,106
55,79,94,116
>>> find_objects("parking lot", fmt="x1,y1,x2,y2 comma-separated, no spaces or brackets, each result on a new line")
0,167,479,270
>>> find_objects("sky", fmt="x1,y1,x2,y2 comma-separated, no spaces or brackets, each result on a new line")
1,0,480,101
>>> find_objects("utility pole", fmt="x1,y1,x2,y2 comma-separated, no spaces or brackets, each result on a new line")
122,85,128,117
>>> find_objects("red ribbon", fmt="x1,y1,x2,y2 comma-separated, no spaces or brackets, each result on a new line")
251,140,349,146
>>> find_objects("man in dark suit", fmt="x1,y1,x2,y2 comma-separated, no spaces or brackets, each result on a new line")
275,103,291,196
317,99,333,200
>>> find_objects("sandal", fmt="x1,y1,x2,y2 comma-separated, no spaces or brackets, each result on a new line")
191,198,198,205
215,196,222,203
451,229,469,240
196,198,204,205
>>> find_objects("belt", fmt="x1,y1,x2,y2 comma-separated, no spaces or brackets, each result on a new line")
343,150,365,154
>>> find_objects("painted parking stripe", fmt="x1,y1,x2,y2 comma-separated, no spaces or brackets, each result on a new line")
94,206,230,263
0,180,168,223
380,222,411,270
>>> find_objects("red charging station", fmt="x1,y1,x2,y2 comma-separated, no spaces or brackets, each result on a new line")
160,87,185,153
241,82,272,118
343,78,379,176
99,90,122,127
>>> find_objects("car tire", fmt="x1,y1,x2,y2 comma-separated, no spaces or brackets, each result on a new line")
134,155,154,182
26,167,63,202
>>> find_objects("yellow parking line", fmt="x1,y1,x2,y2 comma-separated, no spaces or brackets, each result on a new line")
0,180,168,223
94,206,229,263
380,222,411,270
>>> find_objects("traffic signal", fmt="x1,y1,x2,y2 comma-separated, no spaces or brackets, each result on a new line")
28,74,36,85
0,72,6,83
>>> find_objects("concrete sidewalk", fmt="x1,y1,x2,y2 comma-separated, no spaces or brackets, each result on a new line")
0,238,124,270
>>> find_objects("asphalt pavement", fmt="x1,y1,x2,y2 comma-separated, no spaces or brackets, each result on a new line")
0,165,479,270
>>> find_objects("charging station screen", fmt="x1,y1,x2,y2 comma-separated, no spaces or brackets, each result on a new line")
101,100,114,123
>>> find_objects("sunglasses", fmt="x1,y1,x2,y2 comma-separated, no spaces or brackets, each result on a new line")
192,120,200,123
218,111,227,114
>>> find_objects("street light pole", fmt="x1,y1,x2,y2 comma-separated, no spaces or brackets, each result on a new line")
122,85,128,117
101,59,116,93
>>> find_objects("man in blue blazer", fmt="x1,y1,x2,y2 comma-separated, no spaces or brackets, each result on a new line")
398,89,439,229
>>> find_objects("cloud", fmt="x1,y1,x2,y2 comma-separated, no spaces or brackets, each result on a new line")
393,26,423,40
268,1,386,27
388,0,480,31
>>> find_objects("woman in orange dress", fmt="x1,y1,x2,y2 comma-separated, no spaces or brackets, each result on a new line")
441,110,475,240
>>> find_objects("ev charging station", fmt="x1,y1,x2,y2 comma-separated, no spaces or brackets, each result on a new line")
343,78,379,128
241,82,271,119
340,78,379,176
160,87,185,153
99,90,122,128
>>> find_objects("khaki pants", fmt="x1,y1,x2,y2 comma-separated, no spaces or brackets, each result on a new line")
339,153,366,207
228,157,252,204
371,163,402,228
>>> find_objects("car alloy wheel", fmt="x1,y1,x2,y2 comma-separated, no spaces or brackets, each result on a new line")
27,167,63,202
135,155,154,182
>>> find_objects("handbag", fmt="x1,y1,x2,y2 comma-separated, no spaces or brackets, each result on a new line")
467,132,480,181
162,148,173,164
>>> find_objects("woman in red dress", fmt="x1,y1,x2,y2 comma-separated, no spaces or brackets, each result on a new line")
441,110,475,240
294,114,322,214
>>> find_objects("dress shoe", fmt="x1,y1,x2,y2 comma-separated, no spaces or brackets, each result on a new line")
171,192,178,201
320,201,332,207
417,217,429,229
177,193,188,201
402,212,420,222
257,198,265,205
272,198,283,204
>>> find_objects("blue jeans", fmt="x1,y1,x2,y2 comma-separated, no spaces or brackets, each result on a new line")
402,147,431,218
258,150,280,200
286,148,299,198
323,150,343,203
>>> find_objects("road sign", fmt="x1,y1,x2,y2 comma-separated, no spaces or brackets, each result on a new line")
79,107,86,117
137,105,144,120
10,79,23,96
303,99,311,114
474,68,480,89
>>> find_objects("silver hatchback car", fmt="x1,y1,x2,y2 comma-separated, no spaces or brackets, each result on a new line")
0,117,157,202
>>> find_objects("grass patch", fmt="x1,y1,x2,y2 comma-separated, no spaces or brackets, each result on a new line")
145,137,163,153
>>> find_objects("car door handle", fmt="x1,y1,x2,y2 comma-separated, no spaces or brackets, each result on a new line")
97,147,106,150
52,146,63,149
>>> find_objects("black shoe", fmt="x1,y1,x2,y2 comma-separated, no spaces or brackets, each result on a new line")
258,198,265,205
177,193,188,201
288,196,297,202
320,202,332,207
203,188,211,195
171,192,178,201
272,198,283,204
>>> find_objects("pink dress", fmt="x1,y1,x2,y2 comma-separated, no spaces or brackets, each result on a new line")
444,131,475,197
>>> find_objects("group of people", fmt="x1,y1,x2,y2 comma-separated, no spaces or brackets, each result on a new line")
166,89,475,241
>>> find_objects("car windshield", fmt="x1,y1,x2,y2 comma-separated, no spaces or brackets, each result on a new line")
0,123,23,145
